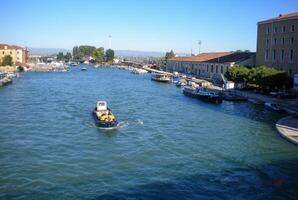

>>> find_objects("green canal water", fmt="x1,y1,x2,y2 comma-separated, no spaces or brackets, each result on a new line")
0,66,297,199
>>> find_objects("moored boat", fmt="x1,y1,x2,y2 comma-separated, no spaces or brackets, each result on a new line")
93,101,118,129
183,86,223,104
81,67,87,71
151,73,171,82
265,102,284,112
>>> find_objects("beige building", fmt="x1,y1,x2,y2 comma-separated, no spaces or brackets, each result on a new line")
166,52,255,83
0,44,28,66
256,13,298,77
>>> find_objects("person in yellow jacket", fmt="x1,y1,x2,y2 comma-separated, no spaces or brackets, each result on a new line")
99,113,108,121
108,114,115,121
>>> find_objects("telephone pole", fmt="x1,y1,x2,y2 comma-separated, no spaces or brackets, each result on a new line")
198,40,202,54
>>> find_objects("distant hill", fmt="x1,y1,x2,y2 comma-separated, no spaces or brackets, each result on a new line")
28,47,71,56
28,48,186,57
115,50,165,57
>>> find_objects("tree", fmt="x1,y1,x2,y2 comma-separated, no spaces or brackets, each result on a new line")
225,65,293,91
1,55,13,66
93,47,105,63
165,50,175,60
105,49,114,62
64,52,72,61
57,52,64,61
72,45,96,61
225,65,250,84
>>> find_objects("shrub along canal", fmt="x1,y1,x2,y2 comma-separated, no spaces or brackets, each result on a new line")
0,66,297,199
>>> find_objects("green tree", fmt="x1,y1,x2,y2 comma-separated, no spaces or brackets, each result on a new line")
57,52,64,61
93,47,105,63
1,55,13,66
64,52,72,61
165,50,175,60
225,65,250,84
105,49,115,62
72,45,96,61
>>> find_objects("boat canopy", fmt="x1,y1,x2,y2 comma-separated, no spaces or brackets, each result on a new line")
97,101,107,111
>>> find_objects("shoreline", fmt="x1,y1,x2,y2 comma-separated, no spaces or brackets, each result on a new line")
276,115,298,146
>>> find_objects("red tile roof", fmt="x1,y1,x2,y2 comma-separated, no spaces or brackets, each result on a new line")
169,52,231,62
258,12,298,24
0,44,25,50
169,52,255,64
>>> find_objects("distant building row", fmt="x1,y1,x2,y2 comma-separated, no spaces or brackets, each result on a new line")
0,44,28,66
166,12,298,80
166,52,255,83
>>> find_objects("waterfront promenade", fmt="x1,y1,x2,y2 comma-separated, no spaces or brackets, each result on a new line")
236,90,298,114
276,116,298,146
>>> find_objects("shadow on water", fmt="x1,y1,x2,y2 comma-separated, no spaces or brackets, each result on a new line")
169,86,287,125
90,158,298,200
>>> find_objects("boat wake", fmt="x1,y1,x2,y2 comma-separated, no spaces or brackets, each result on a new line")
135,119,144,125
86,119,143,130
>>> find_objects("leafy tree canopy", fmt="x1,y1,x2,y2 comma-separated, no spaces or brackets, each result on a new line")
1,55,13,66
105,49,115,62
165,50,175,60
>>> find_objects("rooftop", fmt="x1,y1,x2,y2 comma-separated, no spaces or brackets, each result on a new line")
258,12,298,24
169,52,255,64
169,52,231,62
0,44,26,50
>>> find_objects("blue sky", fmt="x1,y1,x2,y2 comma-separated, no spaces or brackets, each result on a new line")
1,0,297,53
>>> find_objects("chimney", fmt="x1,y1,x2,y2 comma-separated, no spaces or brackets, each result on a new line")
279,14,282,17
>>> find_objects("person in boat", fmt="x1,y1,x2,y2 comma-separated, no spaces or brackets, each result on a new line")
99,112,115,122
99,113,108,121
107,111,115,121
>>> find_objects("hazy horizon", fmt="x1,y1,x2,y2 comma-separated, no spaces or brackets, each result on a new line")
1,0,297,54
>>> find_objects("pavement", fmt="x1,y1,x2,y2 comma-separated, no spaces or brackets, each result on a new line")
276,115,298,146
236,90,298,114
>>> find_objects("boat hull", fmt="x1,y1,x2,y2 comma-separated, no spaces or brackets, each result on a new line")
183,89,223,104
151,77,170,82
92,111,118,129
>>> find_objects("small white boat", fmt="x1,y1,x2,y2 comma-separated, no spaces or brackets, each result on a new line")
131,68,147,74
81,67,87,71
93,101,118,129
151,73,171,82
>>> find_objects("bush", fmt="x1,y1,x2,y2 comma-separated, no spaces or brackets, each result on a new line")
1,55,13,66
225,65,293,91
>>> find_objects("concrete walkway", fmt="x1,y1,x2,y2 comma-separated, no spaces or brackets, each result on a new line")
236,90,298,114
276,116,298,146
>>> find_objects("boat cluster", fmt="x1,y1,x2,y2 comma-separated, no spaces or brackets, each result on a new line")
0,72,19,87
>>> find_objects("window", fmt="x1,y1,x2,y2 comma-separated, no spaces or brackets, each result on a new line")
265,49,269,61
289,68,292,75
10,51,12,54
281,49,284,61
289,49,293,62
207,65,209,72
274,27,277,33
266,39,270,45
282,37,285,45
291,37,294,44
291,25,295,32
283,26,286,32
274,38,277,45
220,65,223,73
273,49,276,61
267,27,270,34
211,65,214,73
2,51,4,55
215,65,218,73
